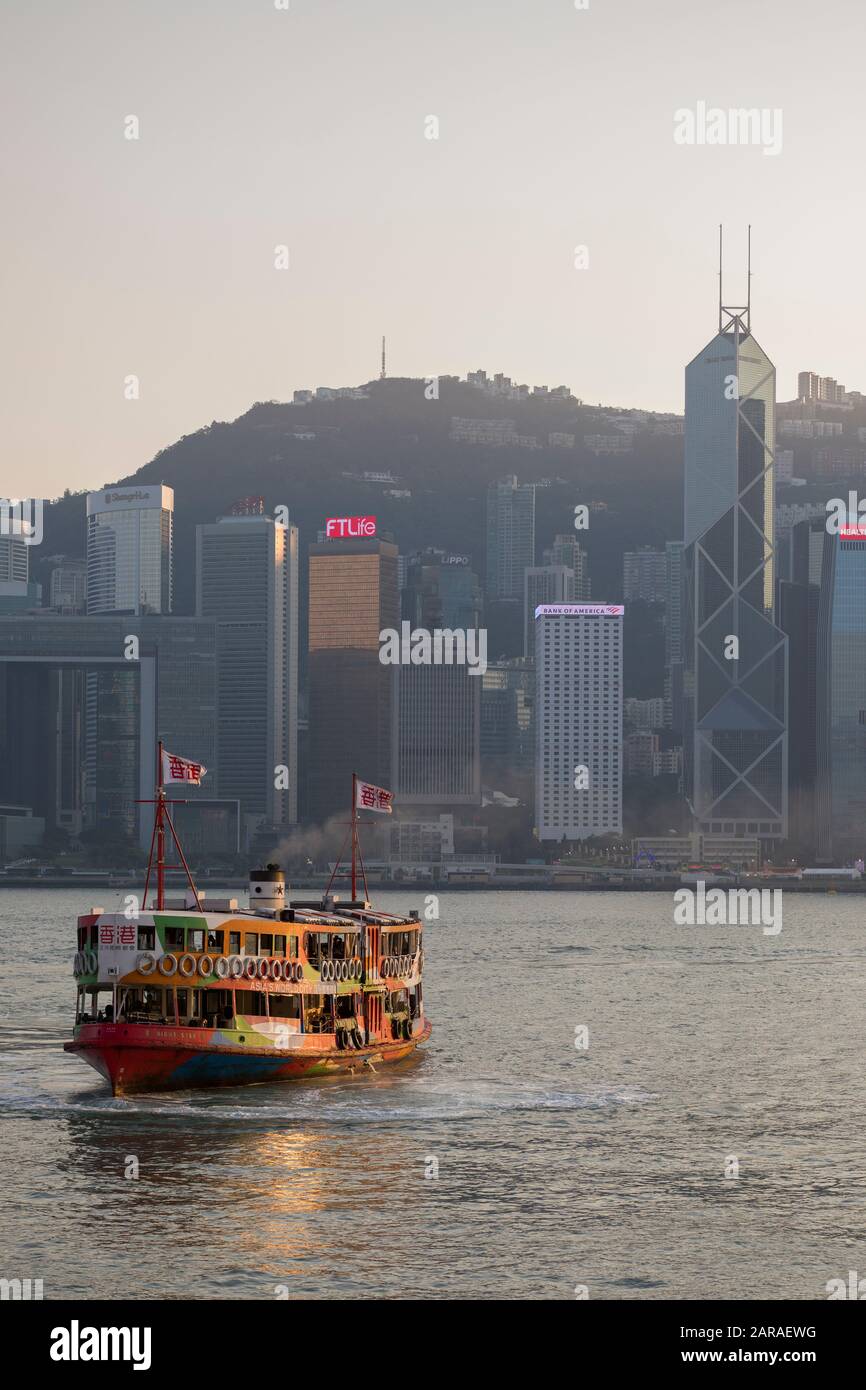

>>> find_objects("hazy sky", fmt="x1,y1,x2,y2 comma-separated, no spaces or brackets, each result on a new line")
2,0,864,498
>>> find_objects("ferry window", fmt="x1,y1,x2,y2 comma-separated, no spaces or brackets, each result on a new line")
229,932,241,955
137,926,155,950
245,933,259,956
260,933,273,955
270,994,300,1019
287,935,298,959
332,934,346,960
176,989,189,1018
304,995,333,1033
207,928,224,953
236,990,266,1016
271,934,284,958
189,929,205,952
165,926,184,950
304,932,326,963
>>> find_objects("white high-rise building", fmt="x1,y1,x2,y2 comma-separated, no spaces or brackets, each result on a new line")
86,485,174,614
535,604,623,840
196,511,299,830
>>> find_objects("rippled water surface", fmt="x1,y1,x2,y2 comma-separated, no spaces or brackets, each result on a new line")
2,887,866,1300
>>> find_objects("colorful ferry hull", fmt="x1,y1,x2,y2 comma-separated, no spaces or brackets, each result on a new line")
67,1019,431,1094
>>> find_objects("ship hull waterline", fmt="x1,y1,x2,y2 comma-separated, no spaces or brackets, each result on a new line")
65,1020,432,1096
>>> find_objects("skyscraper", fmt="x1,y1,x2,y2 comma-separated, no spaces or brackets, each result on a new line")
86,485,174,615
308,536,399,824
623,547,667,605
683,267,787,841
542,534,590,599
816,527,866,859
196,511,298,833
664,540,685,732
402,549,482,630
486,475,535,601
394,553,482,807
535,604,623,841
0,519,41,612
523,565,575,659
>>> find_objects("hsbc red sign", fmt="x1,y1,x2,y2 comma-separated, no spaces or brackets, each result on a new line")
325,515,377,538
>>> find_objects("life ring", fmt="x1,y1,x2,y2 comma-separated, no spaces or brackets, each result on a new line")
158,953,178,976
228,955,244,979
294,961,304,982
337,960,347,981
271,959,283,981
257,958,270,979
215,956,230,979
244,958,258,980
178,954,197,978
137,951,157,976
321,959,333,981
379,957,390,976
347,958,357,980
84,949,98,973
198,954,215,977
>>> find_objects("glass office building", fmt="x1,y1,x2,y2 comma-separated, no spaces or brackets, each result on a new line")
307,538,398,825
86,485,173,615
817,532,866,858
683,305,787,840
196,513,299,830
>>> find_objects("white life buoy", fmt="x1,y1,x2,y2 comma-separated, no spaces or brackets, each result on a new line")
321,959,332,981
198,954,215,977
293,961,304,982
158,953,178,976
341,960,350,981
257,958,270,979
271,959,283,981
215,956,230,979
178,954,197,978
86,949,98,974
229,955,244,979
379,957,389,976
244,958,257,980
137,951,157,976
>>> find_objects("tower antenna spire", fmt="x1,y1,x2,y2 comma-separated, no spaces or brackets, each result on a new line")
718,223,723,332
380,335,386,380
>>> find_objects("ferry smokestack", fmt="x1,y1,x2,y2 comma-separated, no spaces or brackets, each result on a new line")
249,863,286,915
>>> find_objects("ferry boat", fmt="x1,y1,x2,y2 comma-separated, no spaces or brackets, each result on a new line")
64,757,430,1095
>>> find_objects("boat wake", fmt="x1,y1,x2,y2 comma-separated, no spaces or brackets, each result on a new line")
0,1077,655,1126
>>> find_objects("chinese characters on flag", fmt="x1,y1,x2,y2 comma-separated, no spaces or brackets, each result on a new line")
161,749,207,786
355,780,393,814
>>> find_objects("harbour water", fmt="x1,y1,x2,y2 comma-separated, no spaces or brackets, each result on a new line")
2,887,865,1300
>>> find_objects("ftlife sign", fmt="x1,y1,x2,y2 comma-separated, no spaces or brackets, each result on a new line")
325,515,377,538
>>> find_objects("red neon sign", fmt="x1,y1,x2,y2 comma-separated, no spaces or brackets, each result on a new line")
325,515,377,538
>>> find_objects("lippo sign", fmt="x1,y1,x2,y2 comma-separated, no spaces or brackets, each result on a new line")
325,515,376,538
534,603,624,617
